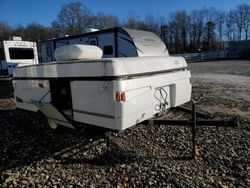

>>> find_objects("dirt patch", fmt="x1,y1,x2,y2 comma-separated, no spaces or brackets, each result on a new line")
189,60,250,121
192,73,250,118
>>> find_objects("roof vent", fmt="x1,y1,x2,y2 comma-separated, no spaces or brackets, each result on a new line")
55,44,103,61
9,36,22,41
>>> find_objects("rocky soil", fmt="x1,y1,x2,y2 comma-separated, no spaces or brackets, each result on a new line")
0,60,249,187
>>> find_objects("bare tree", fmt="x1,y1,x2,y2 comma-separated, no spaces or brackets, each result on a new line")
125,11,140,29
225,11,236,41
145,13,157,33
0,22,59,42
11,24,25,38
203,21,216,51
124,11,147,30
54,1,94,35
202,7,220,50
166,10,190,53
177,11,190,52
232,4,249,40
0,22,12,40
92,13,120,30
124,11,139,29
216,11,225,49
156,15,167,36
189,9,206,51
161,22,178,53
241,4,250,40
23,22,58,42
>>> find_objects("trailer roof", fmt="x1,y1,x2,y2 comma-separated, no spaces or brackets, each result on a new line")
39,27,120,43
39,27,162,43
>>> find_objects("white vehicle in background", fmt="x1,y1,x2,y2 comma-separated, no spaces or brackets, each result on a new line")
0,37,38,76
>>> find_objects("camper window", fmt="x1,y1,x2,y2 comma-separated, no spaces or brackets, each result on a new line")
0,48,5,60
103,45,113,55
9,48,34,59
88,37,98,46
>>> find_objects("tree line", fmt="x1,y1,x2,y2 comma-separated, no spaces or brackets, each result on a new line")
0,2,249,54
162,4,250,53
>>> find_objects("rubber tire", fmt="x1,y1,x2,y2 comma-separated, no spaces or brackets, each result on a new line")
38,111,58,131
47,118,58,129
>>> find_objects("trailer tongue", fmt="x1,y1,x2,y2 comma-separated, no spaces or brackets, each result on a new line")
141,99,239,159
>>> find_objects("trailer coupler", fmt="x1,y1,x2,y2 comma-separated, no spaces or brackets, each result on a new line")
142,102,239,159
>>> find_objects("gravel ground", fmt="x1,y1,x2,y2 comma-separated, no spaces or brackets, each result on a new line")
0,60,249,187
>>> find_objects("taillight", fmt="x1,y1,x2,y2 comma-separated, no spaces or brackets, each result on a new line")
115,92,121,102
121,92,126,102
115,92,126,102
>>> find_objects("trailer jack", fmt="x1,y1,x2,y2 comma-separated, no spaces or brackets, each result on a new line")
142,101,239,159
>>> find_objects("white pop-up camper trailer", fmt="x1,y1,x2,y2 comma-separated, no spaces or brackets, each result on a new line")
40,27,169,62
13,28,191,131
0,37,39,76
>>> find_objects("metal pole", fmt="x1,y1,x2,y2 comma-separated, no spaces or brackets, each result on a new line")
142,119,238,127
192,102,197,159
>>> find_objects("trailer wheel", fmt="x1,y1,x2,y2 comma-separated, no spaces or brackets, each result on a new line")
38,111,58,130
47,118,58,129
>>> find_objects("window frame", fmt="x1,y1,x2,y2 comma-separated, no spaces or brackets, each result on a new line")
88,37,98,46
